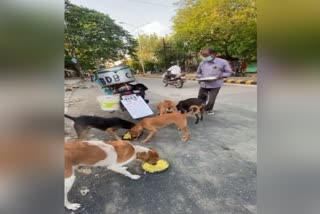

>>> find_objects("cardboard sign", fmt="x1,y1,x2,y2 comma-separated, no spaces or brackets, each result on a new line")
120,94,153,119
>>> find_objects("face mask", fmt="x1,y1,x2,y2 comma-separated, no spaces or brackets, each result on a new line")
204,56,213,62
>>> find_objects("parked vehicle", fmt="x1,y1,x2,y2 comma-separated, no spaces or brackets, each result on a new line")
111,82,149,111
94,65,149,112
230,60,247,77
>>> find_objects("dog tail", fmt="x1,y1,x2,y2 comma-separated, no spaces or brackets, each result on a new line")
64,114,75,121
186,105,201,116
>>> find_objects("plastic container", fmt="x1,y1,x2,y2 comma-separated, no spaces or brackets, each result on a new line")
97,95,120,111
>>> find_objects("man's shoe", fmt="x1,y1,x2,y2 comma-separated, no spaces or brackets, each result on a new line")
207,110,215,115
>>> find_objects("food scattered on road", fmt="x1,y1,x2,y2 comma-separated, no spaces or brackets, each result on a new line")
77,167,92,175
80,187,90,196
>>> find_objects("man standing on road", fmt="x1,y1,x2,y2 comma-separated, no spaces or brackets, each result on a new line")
197,48,233,115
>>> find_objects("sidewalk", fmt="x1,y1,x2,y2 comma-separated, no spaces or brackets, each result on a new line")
137,73,257,85
64,78,84,113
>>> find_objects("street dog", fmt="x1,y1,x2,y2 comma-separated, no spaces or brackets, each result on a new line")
156,99,178,115
64,140,159,210
129,106,200,143
176,98,206,124
64,114,135,140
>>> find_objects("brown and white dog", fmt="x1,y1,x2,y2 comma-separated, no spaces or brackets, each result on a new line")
64,140,159,210
156,100,178,115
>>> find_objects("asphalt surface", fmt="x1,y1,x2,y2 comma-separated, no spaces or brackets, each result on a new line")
64,78,257,214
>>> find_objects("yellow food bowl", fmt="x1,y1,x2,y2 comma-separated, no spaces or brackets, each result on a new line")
122,131,143,140
141,159,170,173
122,131,132,140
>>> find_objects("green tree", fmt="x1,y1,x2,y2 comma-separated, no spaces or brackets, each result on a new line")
137,34,162,63
64,0,137,70
133,34,187,71
131,34,162,72
173,0,257,61
154,36,186,69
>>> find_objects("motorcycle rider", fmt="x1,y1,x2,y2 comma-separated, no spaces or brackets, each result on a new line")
164,61,181,80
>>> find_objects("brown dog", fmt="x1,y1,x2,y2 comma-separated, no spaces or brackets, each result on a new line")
130,106,200,143
156,100,178,115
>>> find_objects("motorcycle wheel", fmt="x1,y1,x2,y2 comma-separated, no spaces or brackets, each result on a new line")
163,79,169,87
174,79,183,88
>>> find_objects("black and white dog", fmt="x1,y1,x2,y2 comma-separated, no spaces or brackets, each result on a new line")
176,98,206,124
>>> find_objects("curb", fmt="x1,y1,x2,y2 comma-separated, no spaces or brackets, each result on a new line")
138,75,257,85
224,79,257,85
185,77,256,85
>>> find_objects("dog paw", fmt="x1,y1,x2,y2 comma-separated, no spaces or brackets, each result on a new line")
181,138,188,142
66,203,81,210
130,175,141,180
122,166,128,170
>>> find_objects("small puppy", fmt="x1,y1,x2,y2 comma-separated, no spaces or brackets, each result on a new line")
157,100,178,115
176,98,206,124
65,140,159,210
129,106,200,143
64,114,135,140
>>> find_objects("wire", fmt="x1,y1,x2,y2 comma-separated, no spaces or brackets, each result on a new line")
126,0,172,8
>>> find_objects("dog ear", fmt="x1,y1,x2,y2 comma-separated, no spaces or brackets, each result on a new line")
148,149,159,159
131,125,143,138
135,124,143,132
136,152,148,161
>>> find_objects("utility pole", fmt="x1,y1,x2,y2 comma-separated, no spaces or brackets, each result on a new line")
119,22,150,76
137,34,146,76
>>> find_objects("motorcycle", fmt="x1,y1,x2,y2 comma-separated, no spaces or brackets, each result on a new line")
110,82,149,111
162,72,186,88
94,65,149,112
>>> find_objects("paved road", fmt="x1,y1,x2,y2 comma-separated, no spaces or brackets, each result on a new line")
141,73,257,83
65,78,257,214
